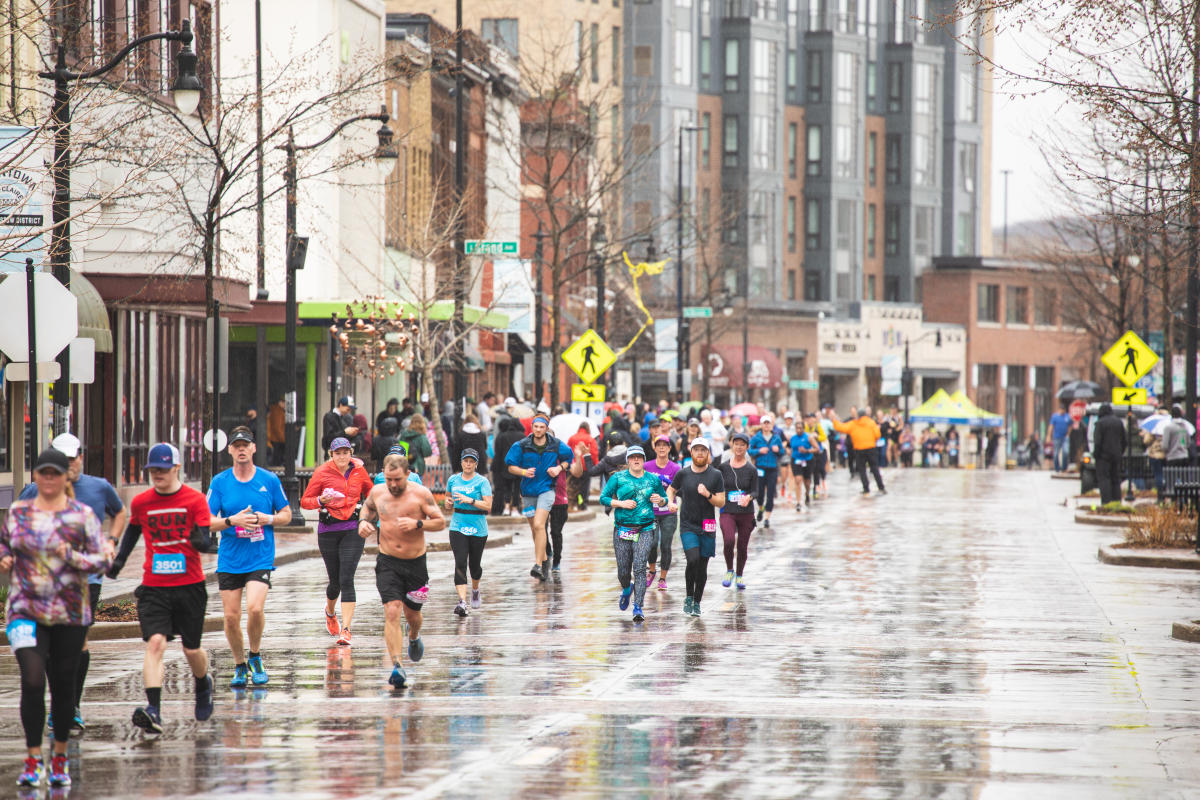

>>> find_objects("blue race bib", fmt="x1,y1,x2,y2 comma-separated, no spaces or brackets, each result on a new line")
617,526,640,541
6,619,36,652
152,553,187,575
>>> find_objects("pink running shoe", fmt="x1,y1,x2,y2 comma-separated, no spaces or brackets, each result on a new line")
405,585,430,605
657,578,667,591
646,570,656,588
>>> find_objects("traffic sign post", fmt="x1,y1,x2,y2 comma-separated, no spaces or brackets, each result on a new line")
571,383,607,403
464,240,518,256
1101,330,1159,386
562,329,617,383
1112,387,1147,405
682,306,713,319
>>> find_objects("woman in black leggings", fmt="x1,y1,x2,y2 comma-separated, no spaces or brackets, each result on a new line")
1,448,111,787
444,448,493,617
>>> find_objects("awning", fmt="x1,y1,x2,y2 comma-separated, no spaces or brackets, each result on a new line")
70,270,113,354
819,366,860,377
297,299,509,330
701,345,784,389
913,367,959,380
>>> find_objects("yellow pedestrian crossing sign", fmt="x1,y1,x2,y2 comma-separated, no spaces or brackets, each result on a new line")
562,329,616,382
1112,387,1147,405
1101,330,1158,386
571,383,607,403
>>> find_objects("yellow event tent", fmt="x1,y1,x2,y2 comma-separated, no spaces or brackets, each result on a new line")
908,389,1003,428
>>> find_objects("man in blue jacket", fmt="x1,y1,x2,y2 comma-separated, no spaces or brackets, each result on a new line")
506,415,574,580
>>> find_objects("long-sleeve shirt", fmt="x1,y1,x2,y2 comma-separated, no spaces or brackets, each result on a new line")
749,430,784,469
600,470,665,528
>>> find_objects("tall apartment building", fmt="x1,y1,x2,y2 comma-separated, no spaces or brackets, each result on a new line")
625,0,992,311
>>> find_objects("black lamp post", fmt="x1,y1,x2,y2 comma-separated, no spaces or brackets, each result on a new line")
675,123,700,401
278,106,397,515
903,329,942,425
39,20,202,428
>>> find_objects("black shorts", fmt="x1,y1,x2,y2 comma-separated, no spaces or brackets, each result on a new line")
87,583,101,623
217,570,273,592
375,552,429,610
794,460,813,479
135,582,208,650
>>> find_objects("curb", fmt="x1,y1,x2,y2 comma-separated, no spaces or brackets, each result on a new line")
1098,544,1200,570
1075,511,1139,528
1171,620,1200,643
1051,472,1079,480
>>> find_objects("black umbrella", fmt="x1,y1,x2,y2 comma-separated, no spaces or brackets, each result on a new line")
1056,380,1101,401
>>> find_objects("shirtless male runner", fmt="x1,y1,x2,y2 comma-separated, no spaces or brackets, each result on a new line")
358,453,446,689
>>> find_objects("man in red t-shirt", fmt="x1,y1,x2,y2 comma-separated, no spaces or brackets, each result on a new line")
109,443,218,734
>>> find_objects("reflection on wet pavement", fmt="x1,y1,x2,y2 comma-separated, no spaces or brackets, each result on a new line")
2,469,1199,797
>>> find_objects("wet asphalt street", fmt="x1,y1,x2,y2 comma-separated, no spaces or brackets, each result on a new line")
2,467,1200,799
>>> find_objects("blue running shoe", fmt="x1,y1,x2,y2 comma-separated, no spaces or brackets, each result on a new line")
683,597,694,615
618,585,632,611
248,655,269,686
632,603,644,623
71,708,85,731
388,664,408,689
721,570,734,588
16,756,45,787
132,705,163,734
408,637,424,662
230,663,249,688
690,601,701,617
194,674,214,721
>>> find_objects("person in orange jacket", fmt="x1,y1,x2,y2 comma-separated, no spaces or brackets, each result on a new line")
826,408,887,495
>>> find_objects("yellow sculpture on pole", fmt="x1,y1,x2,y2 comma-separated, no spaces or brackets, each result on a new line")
616,251,670,356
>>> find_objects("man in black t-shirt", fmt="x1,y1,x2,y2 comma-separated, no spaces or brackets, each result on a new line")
668,438,725,617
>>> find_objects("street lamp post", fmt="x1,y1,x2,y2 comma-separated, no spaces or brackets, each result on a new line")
593,222,608,342
39,20,202,429
279,107,396,515
902,329,942,425
675,124,700,401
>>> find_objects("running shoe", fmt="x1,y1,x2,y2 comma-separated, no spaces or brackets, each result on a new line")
542,558,552,578
194,674,214,721
230,663,249,688
632,604,644,623
388,664,408,689
454,600,469,617
408,636,424,662
405,585,430,605
71,708,85,731
657,578,667,591
736,575,746,590
132,705,163,734
721,570,734,588
325,611,340,637
47,755,69,788
471,589,482,609
795,504,802,513
16,757,45,787
248,655,269,686
619,585,632,611
756,508,764,522
763,519,770,529
683,597,694,615
529,564,543,579
337,628,353,646
646,569,656,587
690,601,701,617
879,488,888,495
552,562,561,572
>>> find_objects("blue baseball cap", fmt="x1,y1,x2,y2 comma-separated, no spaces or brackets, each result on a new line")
626,445,646,459
461,448,480,462
330,436,353,452
144,442,181,470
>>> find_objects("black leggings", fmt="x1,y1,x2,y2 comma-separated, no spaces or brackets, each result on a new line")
449,530,488,585
16,624,87,747
318,530,366,603
546,504,567,565
683,548,711,603
756,466,778,512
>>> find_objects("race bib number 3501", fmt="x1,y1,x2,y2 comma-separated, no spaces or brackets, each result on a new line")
152,553,187,575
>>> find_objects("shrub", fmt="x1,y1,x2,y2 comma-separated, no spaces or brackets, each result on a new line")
1124,504,1198,548
1092,501,1136,514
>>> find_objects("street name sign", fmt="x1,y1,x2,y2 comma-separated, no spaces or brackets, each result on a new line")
789,379,819,390
571,382,607,403
464,240,518,256
1112,387,1147,405
562,329,616,383
1101,330,1158,386
682,306,713,319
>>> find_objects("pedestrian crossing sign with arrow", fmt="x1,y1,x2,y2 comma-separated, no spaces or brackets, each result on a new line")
571,383,607,403
562,329,616,382
1112,387,1147,405
1101,330,1158,386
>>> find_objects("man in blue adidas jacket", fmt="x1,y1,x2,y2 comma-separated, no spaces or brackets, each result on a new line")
505,414,574,580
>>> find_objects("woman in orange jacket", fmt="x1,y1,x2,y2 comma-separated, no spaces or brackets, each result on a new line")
300,437,373,644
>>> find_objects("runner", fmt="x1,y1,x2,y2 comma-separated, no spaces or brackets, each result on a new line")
359,453,445,688
2,448,110,787
300,436,373,645
17,433,125,731
789,419,818,510
599,445,667,622
644,434,681,590
749,415,783,529
719,432,757,590
666,439,726,617
546,465,569,574
206,427,292,687
505,415,573,580
108,443,218,736
443,448,492,616
777,412,797,502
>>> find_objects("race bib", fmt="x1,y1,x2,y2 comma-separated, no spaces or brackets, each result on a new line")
6,619,36,652
728,490,745,504
522,505,536,518
702,519,717,533
235,526,265,543
949,449,958,456
152,553,187,575
756,469,765,478
459,524,479,536
617,526,640,542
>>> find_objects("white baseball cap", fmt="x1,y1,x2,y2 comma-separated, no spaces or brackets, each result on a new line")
51,433,82,458
504,396,517,408
689,437,711,451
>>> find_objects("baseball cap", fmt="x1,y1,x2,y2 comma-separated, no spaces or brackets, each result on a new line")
229,428,254,445
504,396,517,408
653,434,672,445
144,442,181,470
783,411,795,419
330,436,354,452
50,432,81,458
689,437,711,451
461,448,480,462
687,417,701,426
34,448,70,474
626,445,646,459
731,432,750,444
338,395,355,408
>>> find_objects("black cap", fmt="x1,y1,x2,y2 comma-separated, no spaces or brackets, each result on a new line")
731,432,750,444
461,448,480,462
229,428,254,445
34,448,70,475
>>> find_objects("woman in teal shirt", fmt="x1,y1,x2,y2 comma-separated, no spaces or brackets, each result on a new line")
443,449,492,617
600,446,666,623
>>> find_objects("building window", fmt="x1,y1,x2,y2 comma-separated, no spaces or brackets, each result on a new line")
634,45,653,77
723,115,739,166
632,124,652,154
752,40,777,94
752,115,774,169
806,124,822,176
835,51,855,105
884,275,900,301
722,189,741,242
788,269,797,300
866,60,877,104
751,191,772,245
701,111,712,169
611,104,620,160
807,50,823,102
480,18,519,59
955,211,974,255
867,203,877,258
868,130,878,186
835,124,854,178
836,198,855,251
885,133,901,185
674,30,693,85
805,269,822,300
787,50,797,90
699,36,711,85
612,26,621,85
957,64,977,122
867,274,877,300
1006,286,1029,324
977,363,999,413
724,38,740,91
890,0,905,43
575,21,584,67
884,204,900,256
913,206,934,256
788,122,798,178
787,0,799,27
886,62,902,112
787,195,797,252
914,62,933,115
959,142,977,193
1035,288,1057,325
805,197,821,250
978,283,1000,323
913,133,934,186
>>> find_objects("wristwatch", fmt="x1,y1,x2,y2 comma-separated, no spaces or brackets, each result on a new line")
224,516,232,527
416,519,424,530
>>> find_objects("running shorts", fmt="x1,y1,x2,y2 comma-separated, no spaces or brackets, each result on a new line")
521,491,556,517
679,529,716,558
217,570,273,592
135,582,208,649
376,552,430,610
